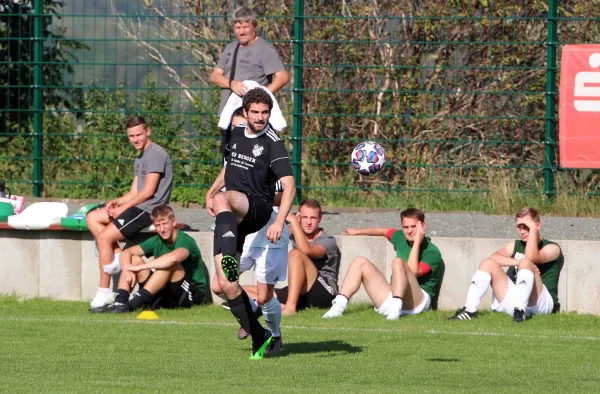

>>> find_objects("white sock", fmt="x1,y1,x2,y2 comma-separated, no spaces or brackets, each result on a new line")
386,297,403,320
514,269,534,311
333,294,348,310
260,297,282,337
103,253,121,275
464,270,492,313
90,287,112,308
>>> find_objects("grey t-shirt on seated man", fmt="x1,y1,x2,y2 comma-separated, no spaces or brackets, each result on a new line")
291,231,341,293
216,37,286,114
134,142,173,213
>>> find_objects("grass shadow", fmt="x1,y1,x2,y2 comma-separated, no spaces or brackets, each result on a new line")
274,340,363,358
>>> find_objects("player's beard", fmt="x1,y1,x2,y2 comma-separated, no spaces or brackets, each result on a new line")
248,120,267,133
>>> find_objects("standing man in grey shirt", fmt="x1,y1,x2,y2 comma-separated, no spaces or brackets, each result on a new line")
86,115,173,311
210,6,289,154
274,199,340,315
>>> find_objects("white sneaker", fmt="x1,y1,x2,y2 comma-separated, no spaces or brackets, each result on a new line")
386,297,403,320
322,300,346,319
102,253,121,275
90,289,114,308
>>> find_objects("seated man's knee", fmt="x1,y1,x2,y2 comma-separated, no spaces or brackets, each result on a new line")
350,255,372,269
131,255,144,266
517,258,536,271
478,258,500,272
288,248,308,262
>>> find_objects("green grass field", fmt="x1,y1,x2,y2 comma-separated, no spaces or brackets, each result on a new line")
1,296,599,393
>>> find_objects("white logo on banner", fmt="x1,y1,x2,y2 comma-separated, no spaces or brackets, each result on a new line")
574,53,600,112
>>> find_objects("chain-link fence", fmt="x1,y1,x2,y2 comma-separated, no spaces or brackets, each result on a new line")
1,0,599,204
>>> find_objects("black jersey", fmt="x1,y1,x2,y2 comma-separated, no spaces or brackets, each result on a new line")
224,124,292,201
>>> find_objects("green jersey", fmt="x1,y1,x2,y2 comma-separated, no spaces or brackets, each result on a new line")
139,230,206,296
507,239,564,306
386,229,444,299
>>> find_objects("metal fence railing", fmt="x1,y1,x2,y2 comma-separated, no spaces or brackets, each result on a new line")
1,0,599,204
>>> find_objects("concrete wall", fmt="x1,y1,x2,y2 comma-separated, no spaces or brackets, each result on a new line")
0,230,597,314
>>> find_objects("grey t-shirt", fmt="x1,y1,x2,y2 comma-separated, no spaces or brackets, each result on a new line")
291,230,340,293
134,142,173,213
216,37,286,114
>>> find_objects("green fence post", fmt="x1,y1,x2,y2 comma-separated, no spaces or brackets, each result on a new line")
292,0,304,202
32,0,44,196
544,0,558,198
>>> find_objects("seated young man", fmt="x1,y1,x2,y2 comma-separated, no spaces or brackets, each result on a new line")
90,205,207,313
263,199,340,316
449,207,564,322
86,115,173,310
323,208,444,320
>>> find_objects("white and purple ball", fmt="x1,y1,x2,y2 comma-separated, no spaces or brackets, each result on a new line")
351,141,386,176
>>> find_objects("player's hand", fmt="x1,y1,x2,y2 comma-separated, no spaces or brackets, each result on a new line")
110,206,126,220
230,80,247,97
522,217,538,232
343,227,361,236
266,221,284,244
206,196,216,217
415,221,426,244
123,270,137,287
105,200,118,217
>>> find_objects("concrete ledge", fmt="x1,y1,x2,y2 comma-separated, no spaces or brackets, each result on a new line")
0,231,597,315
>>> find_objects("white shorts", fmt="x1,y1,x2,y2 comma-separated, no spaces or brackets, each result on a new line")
491,280,554,316
375,289,431,316
239,246,288,285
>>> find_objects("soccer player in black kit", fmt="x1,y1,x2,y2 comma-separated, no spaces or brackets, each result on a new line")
205,88,295,360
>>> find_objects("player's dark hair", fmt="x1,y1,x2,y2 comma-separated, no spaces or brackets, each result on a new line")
151,204,175,220
232,106,245,119
400,208,425,223
242,88,273,112
126,115,148,129
299,199,322,215
516,207,540,222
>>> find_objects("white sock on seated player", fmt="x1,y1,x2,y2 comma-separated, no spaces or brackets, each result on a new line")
322,294,348,318
90,287,113,308
386,297,403,320
464,270,491,313
102,253,121,275
514,269,534,311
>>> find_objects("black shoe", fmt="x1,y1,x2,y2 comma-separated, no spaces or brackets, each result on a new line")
513,308,526,323
448,307,477,320
250,331,272,360
88,305,109,313
107,302,132,313
265,336,282,354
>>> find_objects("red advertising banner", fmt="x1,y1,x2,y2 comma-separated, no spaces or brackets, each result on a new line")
559,45,600,168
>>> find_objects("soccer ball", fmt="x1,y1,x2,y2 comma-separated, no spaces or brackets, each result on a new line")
351,141,386,176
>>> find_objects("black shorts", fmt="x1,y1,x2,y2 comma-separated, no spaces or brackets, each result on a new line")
112,207,153,239
236,194,273,252
275,275,336,310
141,275,206,309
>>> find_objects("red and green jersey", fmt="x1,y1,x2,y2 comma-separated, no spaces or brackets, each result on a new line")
385,229,444,299
139,230,206,296
507,239,564,306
